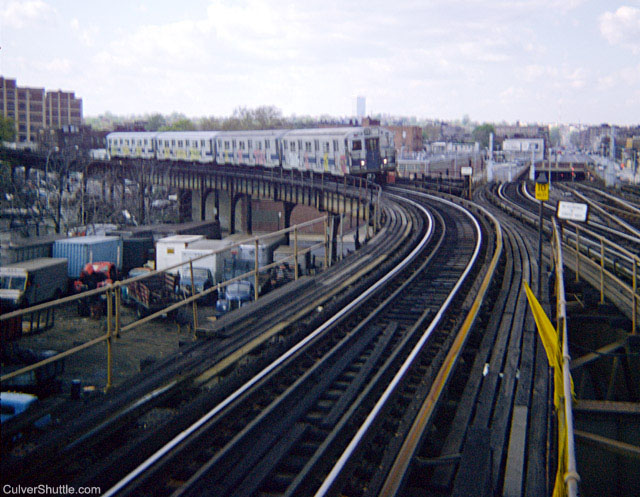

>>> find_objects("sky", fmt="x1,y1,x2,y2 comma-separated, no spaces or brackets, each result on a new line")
1,0,639,125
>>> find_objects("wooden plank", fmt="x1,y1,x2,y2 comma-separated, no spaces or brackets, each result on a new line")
574,400,640,415
502,405,529,497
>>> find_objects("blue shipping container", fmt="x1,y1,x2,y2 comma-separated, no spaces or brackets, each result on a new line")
52,236,122,278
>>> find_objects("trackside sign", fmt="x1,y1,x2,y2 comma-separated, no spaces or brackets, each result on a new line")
556,201,588,222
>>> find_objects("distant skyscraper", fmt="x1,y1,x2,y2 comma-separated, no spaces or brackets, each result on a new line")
356,96,366,118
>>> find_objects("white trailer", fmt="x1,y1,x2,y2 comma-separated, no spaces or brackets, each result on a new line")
180,239,234,285
155,235,204,273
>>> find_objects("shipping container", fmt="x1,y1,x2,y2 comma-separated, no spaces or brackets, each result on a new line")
0,234,65,266
52,236,122,278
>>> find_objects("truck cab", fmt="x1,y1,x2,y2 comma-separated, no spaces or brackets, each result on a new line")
215,281,253,317
178,267,215,304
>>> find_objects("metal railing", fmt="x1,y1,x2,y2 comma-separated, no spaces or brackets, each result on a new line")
551,218,580,497
0,216,330,392
562,220,638,334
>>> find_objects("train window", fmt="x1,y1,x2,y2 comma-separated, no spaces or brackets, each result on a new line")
305,142,312,152
365,137,379,151
239,141,245,150
172,140,176,146
352,140,362,151
248,140,252,149
232,140,236,148
225,141,230,150
314,140,319,151
290,141,295,152
218,140,222,149
323,142,330,152
178,140,183,147
298,140,302,151
201,140,205,148
282,141,286,151
333,140,339,151
265,140,270,149
259,141,263,150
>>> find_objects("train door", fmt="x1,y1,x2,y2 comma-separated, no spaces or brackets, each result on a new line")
365,134,380,172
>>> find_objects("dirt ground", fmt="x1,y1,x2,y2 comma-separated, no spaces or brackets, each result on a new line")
4,299,218,395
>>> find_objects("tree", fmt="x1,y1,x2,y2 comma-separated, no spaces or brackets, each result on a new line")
160,118,196,131
472,123,496,149
0,116,16,142
146,113,167,131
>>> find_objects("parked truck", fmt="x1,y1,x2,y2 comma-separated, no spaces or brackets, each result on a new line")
215,280,254,317
0,258,68,311
73,261,119,316
128,272,180,318
178,239,235,301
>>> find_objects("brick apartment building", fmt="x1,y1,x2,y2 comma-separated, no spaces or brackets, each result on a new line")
1,76,83,144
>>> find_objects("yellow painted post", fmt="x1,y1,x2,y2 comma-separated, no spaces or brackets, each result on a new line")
365,202,370,240
189,262,198,335
294,227,299,281
633,258,637,335
114,282,121,339
106,287,113,392
254,239,259,302
324,216,328,269
600,238,605,304
575,226,580,283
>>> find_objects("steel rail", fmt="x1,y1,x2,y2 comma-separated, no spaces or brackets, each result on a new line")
378,191,503,497
521,182,640,246
315,189,483,497
104,199,434,497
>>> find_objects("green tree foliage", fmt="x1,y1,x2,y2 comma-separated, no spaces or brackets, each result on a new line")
146,113,167,131
160,118,197,131
472,123,495,149
0,116,16,141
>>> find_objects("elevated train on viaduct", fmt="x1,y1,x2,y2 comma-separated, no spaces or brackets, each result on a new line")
106,126,396,178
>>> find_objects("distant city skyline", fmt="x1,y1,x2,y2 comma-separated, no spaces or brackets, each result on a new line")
1,1,639,125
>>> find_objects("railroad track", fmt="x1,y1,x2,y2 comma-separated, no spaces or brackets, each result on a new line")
85,188,499,497
496,181,639,280
2,194,417,488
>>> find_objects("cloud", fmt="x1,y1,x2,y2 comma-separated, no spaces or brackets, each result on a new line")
70,17,96,47
520,64,587,88
0,0,55,29
599,6,640,53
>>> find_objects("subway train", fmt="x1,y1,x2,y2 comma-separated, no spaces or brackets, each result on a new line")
106,126,396,177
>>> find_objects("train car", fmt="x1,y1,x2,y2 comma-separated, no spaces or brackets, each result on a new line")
156,131,218,163
282,127,390,176
215,130,288,168
378,127,396,171
107,132,158,160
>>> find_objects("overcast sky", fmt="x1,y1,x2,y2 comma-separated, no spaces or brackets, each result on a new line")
1,0,639,125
